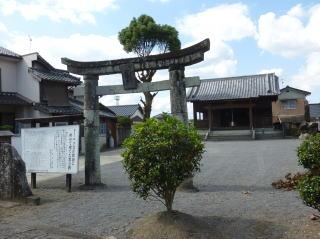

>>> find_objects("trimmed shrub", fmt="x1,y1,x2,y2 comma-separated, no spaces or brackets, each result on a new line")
297,175,320,212
297,133,320,175
122,114,204,212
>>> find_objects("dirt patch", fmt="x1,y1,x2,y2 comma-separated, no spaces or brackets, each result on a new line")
129,211,224,239
272,172,307,191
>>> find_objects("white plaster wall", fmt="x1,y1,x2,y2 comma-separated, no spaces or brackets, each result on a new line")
11,136,22,156
17,54,40,102
0,58,18,92
131,110,143,121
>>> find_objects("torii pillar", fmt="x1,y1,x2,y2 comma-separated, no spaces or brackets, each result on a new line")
83,74,101,185
169,66,188,125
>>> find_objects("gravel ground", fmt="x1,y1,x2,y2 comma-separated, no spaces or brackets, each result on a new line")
0,139,320,239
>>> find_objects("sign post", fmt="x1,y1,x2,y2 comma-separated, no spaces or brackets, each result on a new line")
21,125,80,192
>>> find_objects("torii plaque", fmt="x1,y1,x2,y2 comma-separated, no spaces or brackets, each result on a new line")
62,38,210,187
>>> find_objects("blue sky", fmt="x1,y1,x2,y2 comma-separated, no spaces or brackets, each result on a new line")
0,0,319,116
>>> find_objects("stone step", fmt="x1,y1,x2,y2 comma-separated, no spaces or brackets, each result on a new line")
207,134,252,141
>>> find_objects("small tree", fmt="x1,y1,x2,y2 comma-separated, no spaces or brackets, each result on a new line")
297,133,320,176
118,15,181,120
122,114,204,212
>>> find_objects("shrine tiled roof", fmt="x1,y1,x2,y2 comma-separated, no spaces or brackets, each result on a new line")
107,104,142,117
30,68,80,85
0,92,32,105
187,73,280,102
0,47,21,59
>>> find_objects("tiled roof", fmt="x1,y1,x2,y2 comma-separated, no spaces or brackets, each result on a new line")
107,104,141,117
30,68,80,85
187,73,280,102
0,92,32,105
310,104,320,119
0,47,21,59
33,103,82,115
69,98,116,118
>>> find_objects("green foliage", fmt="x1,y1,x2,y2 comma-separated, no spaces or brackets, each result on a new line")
122,114,204,211
118,14,181,57
297,133,320,171
117,116,132,127
297,175,320,212
0,125,13,131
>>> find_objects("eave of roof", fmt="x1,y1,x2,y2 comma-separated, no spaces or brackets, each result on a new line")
0,92,32,105
69,98,116,118
280,86,311,96
30,68,81,85
0,47,22,60
33,103,82,115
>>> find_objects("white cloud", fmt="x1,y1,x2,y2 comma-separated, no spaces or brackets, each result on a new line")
0,0,117,24
259,68,283,76
291,52,320,93
256,3,320,101
177,3,256,42
6,33,128,69
287,4,304,18
257,4,320,58
0,22,7,32
177,3,256,78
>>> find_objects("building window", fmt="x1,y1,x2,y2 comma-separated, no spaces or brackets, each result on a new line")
100,123,107,135
282,100,297,110
197,112,204,120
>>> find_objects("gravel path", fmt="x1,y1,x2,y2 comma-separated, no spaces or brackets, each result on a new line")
0,139,319,239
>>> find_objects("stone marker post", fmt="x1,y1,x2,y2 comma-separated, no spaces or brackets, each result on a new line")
169,66,197,191
0,143,32,200
84,75,101,185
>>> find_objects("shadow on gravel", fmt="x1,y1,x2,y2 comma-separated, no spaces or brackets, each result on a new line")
201,215,286,239
199,184,274,193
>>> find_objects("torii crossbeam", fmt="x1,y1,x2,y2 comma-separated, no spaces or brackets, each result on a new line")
61,38,210,187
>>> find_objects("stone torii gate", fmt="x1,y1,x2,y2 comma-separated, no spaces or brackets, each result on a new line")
62,38,210,187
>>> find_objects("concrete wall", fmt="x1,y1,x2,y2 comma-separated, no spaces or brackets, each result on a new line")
0,58,18,92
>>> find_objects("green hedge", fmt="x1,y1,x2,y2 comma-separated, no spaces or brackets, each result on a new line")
297,175,320,212
297,133,320,172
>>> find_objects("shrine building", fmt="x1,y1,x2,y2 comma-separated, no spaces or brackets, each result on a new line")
187,73,280,130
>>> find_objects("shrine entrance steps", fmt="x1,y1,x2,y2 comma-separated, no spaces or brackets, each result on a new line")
202,128,283,141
